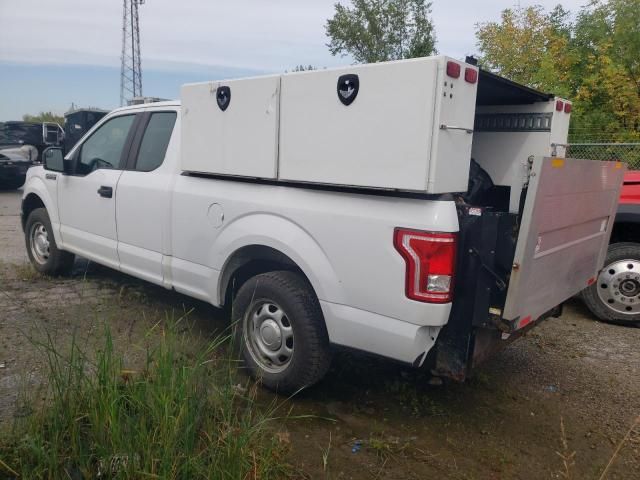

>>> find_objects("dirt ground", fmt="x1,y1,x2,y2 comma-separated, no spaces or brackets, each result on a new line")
1,187,639,479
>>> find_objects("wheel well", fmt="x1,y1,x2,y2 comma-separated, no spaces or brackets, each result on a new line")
611,222,640,244
220,245,312,307
21,193,45,230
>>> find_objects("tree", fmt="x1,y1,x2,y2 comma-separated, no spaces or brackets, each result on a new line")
475,6,572,95
22,112,64,125
571,0,640,140
325,0,437,63
475,0,640,142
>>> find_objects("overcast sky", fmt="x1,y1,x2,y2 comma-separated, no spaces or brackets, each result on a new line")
0,0,586,120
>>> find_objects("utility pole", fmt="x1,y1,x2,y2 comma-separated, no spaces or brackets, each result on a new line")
120,0,144,106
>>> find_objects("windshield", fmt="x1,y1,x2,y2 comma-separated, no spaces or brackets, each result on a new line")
0,122,43,146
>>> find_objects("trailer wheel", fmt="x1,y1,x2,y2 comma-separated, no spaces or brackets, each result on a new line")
582,242,640,325
25,208,75,276
232,270,332,394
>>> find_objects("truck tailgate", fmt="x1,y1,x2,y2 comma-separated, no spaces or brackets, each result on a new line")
502,157,625,327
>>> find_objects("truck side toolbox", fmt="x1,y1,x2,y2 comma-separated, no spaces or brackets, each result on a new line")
180,56,478,194
279,56,477,193
181,75,280,179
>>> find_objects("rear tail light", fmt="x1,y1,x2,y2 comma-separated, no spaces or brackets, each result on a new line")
394,228,457,303
564,102,572,113
464,67,478,84
556,100,564,111
446,61,461,78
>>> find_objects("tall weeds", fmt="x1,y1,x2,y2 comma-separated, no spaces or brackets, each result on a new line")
0,319,290,479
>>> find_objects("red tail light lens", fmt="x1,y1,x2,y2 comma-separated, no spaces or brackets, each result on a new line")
564,102,572,113
394,228,457,303
446,61,461,78
464,67,478,84
556,100,564,111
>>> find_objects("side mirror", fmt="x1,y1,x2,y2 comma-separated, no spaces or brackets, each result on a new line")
43,147,65,173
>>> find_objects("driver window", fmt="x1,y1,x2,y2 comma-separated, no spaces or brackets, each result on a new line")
77,115,135,174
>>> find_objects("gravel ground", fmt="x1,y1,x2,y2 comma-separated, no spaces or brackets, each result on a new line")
1,188,639,479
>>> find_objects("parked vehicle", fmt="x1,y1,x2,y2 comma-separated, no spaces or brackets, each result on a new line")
582,171,640,324
0,148,34,189
21,56,624,392
0,121,63,189
63,107,109,154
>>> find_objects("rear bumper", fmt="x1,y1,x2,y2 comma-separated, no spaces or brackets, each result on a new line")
320,300,443,365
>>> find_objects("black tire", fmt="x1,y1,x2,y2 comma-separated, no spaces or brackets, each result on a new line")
24,208,75,276
581,242,640,325
232,270,332,394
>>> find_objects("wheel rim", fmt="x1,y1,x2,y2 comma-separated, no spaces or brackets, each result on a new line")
243,300,294,373
597,259,640,316
29,221,50,265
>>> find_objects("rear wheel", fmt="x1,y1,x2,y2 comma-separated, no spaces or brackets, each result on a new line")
581,242,640,325
232,270,332,394
25,208,75,275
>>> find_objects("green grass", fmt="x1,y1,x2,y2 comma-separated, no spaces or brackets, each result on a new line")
0,318,292,479
4,261,43,282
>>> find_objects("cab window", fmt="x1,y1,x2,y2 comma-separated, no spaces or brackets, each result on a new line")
76,115,135,175
134,112,177,172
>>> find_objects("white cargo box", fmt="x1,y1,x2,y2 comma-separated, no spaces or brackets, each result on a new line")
180,56,479,193
279,56,478,192
181,75,280,179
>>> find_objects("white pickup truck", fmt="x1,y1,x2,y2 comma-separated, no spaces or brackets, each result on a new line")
22,56,624,393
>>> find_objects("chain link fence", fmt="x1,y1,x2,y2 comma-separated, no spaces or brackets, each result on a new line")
560,143,640,169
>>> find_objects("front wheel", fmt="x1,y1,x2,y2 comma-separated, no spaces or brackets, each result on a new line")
232,270,332,394
581,242,640,325
25,208,75,275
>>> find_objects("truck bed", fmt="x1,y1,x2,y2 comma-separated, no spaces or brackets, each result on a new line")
168,174,459,364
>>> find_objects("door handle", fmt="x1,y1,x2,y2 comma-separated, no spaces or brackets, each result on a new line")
97,186,113,198
439,124,473,134
45,173,57,180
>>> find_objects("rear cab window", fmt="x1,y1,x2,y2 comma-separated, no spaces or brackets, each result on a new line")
133,112,177,172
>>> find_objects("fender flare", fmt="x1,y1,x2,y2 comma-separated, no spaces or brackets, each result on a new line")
22,177,63,245
213,213,345,305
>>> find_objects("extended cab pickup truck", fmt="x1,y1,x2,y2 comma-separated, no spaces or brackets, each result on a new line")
21,56,625,392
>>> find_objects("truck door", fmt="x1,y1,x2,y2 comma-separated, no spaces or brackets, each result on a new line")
115,110,178,285
57,114,138,269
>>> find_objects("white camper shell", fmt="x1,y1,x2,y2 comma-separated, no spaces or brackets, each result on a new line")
181,55,571,213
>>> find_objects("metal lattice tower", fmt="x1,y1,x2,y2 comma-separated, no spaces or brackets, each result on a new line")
120,0,144,106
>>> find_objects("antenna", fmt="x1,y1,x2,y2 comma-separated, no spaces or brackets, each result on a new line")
120,0,145,106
